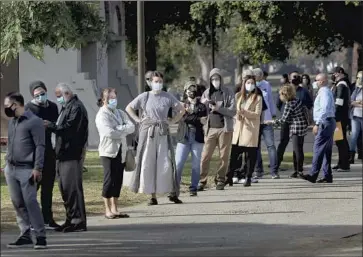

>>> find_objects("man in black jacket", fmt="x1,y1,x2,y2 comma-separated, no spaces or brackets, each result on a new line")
25,81,60,230
332,67,351,172
44,83,88,232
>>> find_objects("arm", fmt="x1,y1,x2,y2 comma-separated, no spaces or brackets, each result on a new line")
334,84,346,110
47,105,81,133
216,92,236,117
169,102,185,124
184,103,207,125
30,118,46,171
243,97,262,120
200,90,210,105
116,110,135,135
95,112,124,139
267,84,276,117
125,93,145,123
279,101,293,123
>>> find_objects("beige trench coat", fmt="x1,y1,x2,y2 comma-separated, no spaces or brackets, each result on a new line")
232,92,262,147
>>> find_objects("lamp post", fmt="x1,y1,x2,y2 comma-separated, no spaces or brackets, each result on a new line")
137,1,145,94
210,16,215,68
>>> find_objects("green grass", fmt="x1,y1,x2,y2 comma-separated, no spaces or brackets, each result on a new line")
0,151,312,231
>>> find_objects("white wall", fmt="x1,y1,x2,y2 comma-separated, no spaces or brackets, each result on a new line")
19,47,100,148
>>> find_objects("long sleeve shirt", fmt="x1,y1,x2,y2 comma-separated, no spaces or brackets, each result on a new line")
313,86,336,125
257,80,276,121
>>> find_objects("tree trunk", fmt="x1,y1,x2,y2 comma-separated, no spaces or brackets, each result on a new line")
145,34,157,71
196,44,210,86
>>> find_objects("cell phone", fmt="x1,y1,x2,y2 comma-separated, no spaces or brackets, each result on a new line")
29,176,35,185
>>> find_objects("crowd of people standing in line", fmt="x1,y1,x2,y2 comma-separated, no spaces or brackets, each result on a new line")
2,65,362,249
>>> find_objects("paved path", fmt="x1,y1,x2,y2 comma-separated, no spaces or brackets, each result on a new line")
1,163,362,257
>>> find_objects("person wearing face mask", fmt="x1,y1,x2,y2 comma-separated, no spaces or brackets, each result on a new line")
226,76,263,186
300,73,336,183
126,71,185,205
44,83,88,232
252,68,279,180
198,68,236,191
348,71,363,164
3,92,47,249
173,81,207,196
330,66,351,172
301,74,314,99
25,81,60,230
95,88,135,219
275,85,309,178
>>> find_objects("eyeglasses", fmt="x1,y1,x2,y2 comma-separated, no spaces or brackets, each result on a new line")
34,92,46,98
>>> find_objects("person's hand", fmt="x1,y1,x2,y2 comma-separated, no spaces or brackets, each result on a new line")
313,125,319,136
237,109,245,116
31,169,42,184
43,120,50,127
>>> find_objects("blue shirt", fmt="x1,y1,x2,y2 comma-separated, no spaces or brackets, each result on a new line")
257,80,276,121
313,86,336,124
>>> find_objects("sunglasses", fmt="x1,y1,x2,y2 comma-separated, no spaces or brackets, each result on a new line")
34,92,46,98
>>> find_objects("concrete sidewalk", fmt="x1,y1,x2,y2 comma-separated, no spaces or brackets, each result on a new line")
1,164,362,257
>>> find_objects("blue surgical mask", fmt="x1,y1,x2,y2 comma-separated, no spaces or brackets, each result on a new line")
35,93,47,104
57,96,65,105
108,99,117,109
151,82,163,91
256,81,262,87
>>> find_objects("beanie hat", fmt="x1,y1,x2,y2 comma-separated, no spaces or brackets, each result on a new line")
29,81,47,96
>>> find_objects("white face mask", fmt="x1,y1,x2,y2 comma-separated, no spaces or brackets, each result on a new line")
151,82,163,91
312,81,319,90
245,83,255,92
212,80,221,89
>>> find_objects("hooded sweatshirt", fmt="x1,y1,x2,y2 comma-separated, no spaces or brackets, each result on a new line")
200,68,236,133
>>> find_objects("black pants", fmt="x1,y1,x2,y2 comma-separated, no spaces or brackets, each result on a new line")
227,145,258,180
357,133,362,158
276,122,290,167
57,159,87,226
100,148,124,198
336,120,350,169
292,135,305,172
37,151,56,224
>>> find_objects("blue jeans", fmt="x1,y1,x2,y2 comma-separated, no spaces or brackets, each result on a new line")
310,118,336,179
175,132,204,191
349,117,363,152
255,124,278,176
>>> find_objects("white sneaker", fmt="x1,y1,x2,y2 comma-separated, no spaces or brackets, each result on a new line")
251,177,259,183
238,178,246,184
232,177,239,184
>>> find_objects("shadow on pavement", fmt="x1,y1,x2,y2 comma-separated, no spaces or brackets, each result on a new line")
1,223,361,257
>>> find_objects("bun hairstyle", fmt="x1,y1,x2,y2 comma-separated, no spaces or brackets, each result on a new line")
97,87,117,107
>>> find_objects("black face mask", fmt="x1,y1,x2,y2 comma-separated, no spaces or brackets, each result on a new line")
331,74,336,82
291,76,301,86
4,104,16,118
187,92,196,99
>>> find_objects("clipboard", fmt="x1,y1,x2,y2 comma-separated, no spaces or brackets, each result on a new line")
333,121,344,141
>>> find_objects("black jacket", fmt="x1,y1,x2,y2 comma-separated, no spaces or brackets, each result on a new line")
332,78,351,123
25,100,59,153
48,95,88,161
183,99,207,143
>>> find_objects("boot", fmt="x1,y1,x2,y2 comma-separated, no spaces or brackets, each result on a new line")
358,150,362,160
349,151,356,164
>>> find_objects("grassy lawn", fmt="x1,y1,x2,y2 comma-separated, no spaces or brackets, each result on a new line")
0,151,313,231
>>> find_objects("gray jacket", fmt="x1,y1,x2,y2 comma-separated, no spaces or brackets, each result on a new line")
201,68,236,134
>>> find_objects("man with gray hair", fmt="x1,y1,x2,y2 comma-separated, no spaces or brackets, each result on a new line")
252,68,279,180
44,83,88,232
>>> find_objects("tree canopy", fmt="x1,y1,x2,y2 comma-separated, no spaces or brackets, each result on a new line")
0,1,106,65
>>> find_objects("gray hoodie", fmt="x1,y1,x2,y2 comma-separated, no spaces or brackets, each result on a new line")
201,68,236,133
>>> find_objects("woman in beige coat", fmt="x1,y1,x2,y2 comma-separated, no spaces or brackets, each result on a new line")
226,75,263,187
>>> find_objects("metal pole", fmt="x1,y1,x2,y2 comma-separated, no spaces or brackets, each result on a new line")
211,16,215,68
137,1,145,94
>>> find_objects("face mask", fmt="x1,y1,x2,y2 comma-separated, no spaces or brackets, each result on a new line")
312,81,319,90
108,99,117,109
35,93,47,104
187,91,196,99
151,82,163,91
245,83,255,92
256,81,262,87
212,80,221,89
4,104,16,118
57,96,65,105
291,77,300,86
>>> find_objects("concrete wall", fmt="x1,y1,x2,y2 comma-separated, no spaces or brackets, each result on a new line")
18,47,100,148
1,59,19,137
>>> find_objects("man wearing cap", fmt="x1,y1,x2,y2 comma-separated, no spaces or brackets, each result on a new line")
331,67,351,172
25,81,60,230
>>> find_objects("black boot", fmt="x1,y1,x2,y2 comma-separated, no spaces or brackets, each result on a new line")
349,151,356,164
